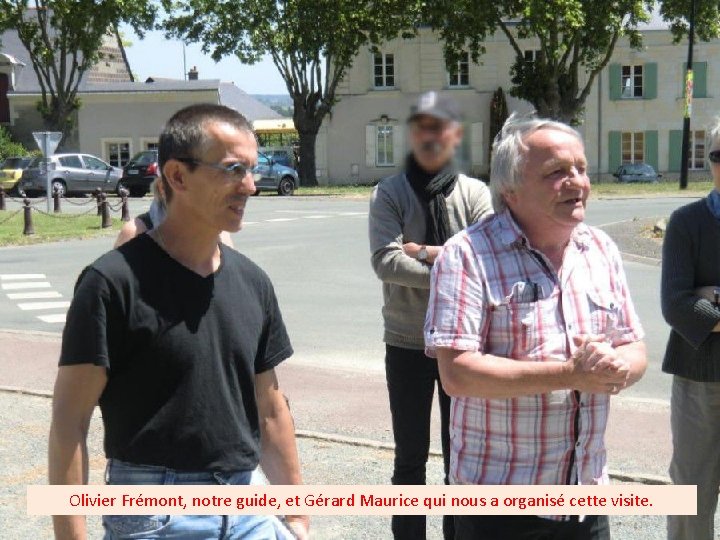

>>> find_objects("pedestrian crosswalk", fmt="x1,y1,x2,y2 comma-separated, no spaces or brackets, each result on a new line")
0,273,67,324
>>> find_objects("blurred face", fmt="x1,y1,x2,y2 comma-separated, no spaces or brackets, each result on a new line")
504,128,590,243
408,115,463,173
179,122,257,233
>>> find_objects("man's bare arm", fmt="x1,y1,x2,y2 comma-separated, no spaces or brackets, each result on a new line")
256,368,309,539
49,364,107,540
436,347,631,400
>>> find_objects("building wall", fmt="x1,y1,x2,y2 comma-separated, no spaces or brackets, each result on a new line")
322,27,719,184
77,90,218,162
8,95,79,152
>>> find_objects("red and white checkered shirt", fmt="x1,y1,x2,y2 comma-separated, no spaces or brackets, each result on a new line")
425,210,644,501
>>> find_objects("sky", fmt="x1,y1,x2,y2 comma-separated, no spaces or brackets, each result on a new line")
119,24,289,95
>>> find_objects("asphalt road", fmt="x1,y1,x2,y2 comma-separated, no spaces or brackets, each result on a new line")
0,194,701,405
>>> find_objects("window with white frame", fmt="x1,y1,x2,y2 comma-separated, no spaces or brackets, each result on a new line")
524,49,541,64
689,130,706,170
447,52,469,87
144,141,158,151
376,125,394,166
374,53,395,88
621,131,644,163
621,65,643,98
104,140,131,167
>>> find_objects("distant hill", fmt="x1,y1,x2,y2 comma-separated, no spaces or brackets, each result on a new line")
252,94,293,118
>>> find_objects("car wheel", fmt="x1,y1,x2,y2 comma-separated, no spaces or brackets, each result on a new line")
51,179,66,197
115,181,127,196
277,176,295,196
129,187,148,198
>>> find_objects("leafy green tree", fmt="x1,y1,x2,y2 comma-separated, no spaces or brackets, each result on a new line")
0,1,156,145
163,0,415,186
424,0,653,124
659,0,720,42
0,125,33,160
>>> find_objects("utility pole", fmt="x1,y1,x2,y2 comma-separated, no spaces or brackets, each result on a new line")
679,0,696,189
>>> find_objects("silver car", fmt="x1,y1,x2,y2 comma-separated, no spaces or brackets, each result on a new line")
20,153,123,197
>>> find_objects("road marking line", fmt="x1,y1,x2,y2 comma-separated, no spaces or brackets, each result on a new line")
242,221,259,225
0,273,46,280
17,301,71,311
1,281,52,290
265,218,298,222
303,215,331,219
37,313,67,323
339,212,368,216
7,291,62,300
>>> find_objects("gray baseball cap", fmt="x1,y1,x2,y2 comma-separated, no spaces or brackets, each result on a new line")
408,91,462,123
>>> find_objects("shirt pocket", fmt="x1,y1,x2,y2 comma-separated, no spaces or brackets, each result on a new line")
490,288,558,359
586,289,624,340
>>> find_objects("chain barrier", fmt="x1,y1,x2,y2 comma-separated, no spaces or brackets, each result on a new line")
31,204,98,218
0,208,22,226
61,196,97,206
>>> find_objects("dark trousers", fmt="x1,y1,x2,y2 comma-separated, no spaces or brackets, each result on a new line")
454,515,610,540
385,344,453,540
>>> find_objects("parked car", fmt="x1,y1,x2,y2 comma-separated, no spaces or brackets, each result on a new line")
612,163,662,183
119,149,158,197
253,152,299,196
0,156,33,194
20,153,123,197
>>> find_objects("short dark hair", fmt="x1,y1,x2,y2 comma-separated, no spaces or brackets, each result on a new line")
158,104,254,201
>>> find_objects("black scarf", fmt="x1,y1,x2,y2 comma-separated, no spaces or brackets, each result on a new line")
405,154,458,245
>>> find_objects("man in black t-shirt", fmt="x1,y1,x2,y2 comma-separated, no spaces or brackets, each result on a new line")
49,104,309,540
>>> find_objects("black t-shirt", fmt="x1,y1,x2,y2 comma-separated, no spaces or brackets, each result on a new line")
59,234,293,471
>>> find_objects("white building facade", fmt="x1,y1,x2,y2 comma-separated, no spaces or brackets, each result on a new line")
318,24,718,184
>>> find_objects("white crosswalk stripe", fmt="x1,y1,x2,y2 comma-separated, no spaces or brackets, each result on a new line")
17,301,71,311
1,273,67,324
0,273,46,280
6,291,62,300
1,281,51,290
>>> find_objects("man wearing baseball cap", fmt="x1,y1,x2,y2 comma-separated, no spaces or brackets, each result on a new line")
369,91,493,540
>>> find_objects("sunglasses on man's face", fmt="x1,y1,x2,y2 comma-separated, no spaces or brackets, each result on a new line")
709,150,720,164
176,157,253,179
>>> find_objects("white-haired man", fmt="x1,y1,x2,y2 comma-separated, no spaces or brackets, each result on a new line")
425,115,647,539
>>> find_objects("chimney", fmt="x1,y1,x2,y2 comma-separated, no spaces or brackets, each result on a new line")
188,66,199,80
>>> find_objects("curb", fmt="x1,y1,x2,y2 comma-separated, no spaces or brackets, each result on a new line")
0,328,62,338
1,386,670,487
619,252,661,266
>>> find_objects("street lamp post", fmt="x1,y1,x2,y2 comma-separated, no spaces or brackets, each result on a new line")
679,0,696,190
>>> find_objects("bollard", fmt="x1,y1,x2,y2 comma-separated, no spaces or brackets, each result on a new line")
101,193,111,228
96,187,103,216
120,189,130,222
0,187,5,211
23,198,34,235
53,186,61,213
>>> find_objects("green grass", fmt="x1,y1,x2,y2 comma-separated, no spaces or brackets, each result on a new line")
0,209,122,246
591,179,714,196
286,180,715,198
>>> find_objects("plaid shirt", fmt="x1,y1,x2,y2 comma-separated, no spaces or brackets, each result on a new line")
425,210,644,499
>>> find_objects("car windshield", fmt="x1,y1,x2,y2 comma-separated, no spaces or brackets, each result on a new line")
129,151,157,165
28,157,45,168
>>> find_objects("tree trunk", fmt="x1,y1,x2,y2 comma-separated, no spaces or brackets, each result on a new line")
296,129,318,187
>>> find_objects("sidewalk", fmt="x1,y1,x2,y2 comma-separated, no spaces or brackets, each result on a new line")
0,330,688,539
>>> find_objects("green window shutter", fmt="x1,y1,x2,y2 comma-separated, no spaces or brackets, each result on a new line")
668,130,683,172
644,130,658,170
609,64,621,101
608,131,621,172
694,61,707,98
644,63,657,99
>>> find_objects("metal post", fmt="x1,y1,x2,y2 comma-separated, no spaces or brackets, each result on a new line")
0,187,5,211
53,187,61,213
96,188,103,216
43,134,52,213
101,193,111,228
23,198,34,235
120,189,130,222
680,0,696,190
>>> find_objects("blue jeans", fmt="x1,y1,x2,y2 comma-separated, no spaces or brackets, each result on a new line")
102,459,280,539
